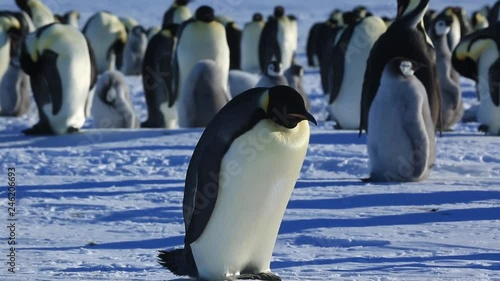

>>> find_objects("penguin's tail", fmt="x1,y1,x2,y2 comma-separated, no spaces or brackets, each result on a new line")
158,248,197,277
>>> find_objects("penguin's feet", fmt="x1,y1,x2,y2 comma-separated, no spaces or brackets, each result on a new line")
236,272,281,280
361,177,373,182
67,127,79,134
22,122,54,135
478,124,489,135
333,123,343,130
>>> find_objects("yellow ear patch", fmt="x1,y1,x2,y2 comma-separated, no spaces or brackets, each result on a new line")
0,16,21,31
260,91,270,113
161,29,172,38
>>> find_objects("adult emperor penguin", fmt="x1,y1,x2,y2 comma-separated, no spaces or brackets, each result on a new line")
259,6,297,73
158,85,316,281
366,58,435,182
55,11,80,28
452,23,500,135
15,0,55,29
92,70,139,129
83,11,127,74
0,13,30,117
121,25,147,75
20,23,97,135
360,0,441,134
328,15,387,130
174,5,230,105
256,61,288,88
241,13,265,73
306,9,344,68
429,13,463,130
162,0,192,27
178,60,229,128
142,25,178,128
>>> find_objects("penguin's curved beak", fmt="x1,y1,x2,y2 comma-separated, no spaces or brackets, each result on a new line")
288,112,317,126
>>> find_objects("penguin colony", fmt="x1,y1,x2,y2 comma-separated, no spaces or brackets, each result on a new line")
2,0,500,279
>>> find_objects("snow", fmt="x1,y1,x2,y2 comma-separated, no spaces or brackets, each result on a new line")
1,0,500,280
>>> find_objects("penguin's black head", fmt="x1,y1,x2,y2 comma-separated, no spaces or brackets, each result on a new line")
267,61,282,77
164,23,179,37
195,6,215,23
132,25,146,36
388,57,425,78
252,13,263,22
342,11,361,25
397,0,430,18
264,85,317,129
274,6,285,18
14,0,29,12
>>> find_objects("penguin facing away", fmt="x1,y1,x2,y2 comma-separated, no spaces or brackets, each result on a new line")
178,60,229,128
256,61,288,88
82,11,127,74
452,23,500,135
20,23,97,135
162,0,192,27
241,13,265,73
92,70,139,129
158,85,316,281
174,5,230,106
366,58,435,182
360,0,441,134
429,13,463,130
328,15,387,130
142,25,178,129
121,25,148,76
0,13,30,117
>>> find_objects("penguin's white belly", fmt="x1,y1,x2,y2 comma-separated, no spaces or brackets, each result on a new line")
277,20,294,71
241,24,262,73
330,17,386,130
191,120,310,280
477,47,500,135
91,96,125,128
43,55,91,134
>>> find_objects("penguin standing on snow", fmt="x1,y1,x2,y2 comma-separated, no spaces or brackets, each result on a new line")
328,15,387,130
360,0,441,134
256,61,288,88
0,12,31,117
178,60,229,128
366,58,435,182
121,25,148,76
142,25,178,129
429,13,463,130
452,23,500,135
241,13,265,73
83,11,127,74
174,5,230,112
162,0,192,26
259,6,297,73
20,23,97,135
15,0,55,29
158,85,316,281
92,70,139,129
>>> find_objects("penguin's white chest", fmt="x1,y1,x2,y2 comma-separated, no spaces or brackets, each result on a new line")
477,46,500,134
191,120,310,280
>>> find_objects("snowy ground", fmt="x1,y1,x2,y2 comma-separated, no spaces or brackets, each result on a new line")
1,0,500,280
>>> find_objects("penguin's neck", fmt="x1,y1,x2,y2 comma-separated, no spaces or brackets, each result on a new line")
398,0,428,29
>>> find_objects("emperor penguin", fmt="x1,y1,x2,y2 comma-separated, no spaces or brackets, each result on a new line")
225,21,242,70
162,0,192,27
452,23,500,135
306,9,344,68
0,13,30,117
429,13,463,130
285,62,309,110
174,5,230,106
431,7,462,51
256,61,288,88
366,58,435,182
471,11,489,31
20,23,97,135
228,69,260,98
92,70,139,129
142,25,178,129
452,7,473,36
158,85,316,281
119,16,138,34
15,0,55,29
328,16,387,130
121,25,147,76
241,13,265,73
360,0,442,134
259,6,297,73
55,11,80,28
178,60,229,128
83,11,127,74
